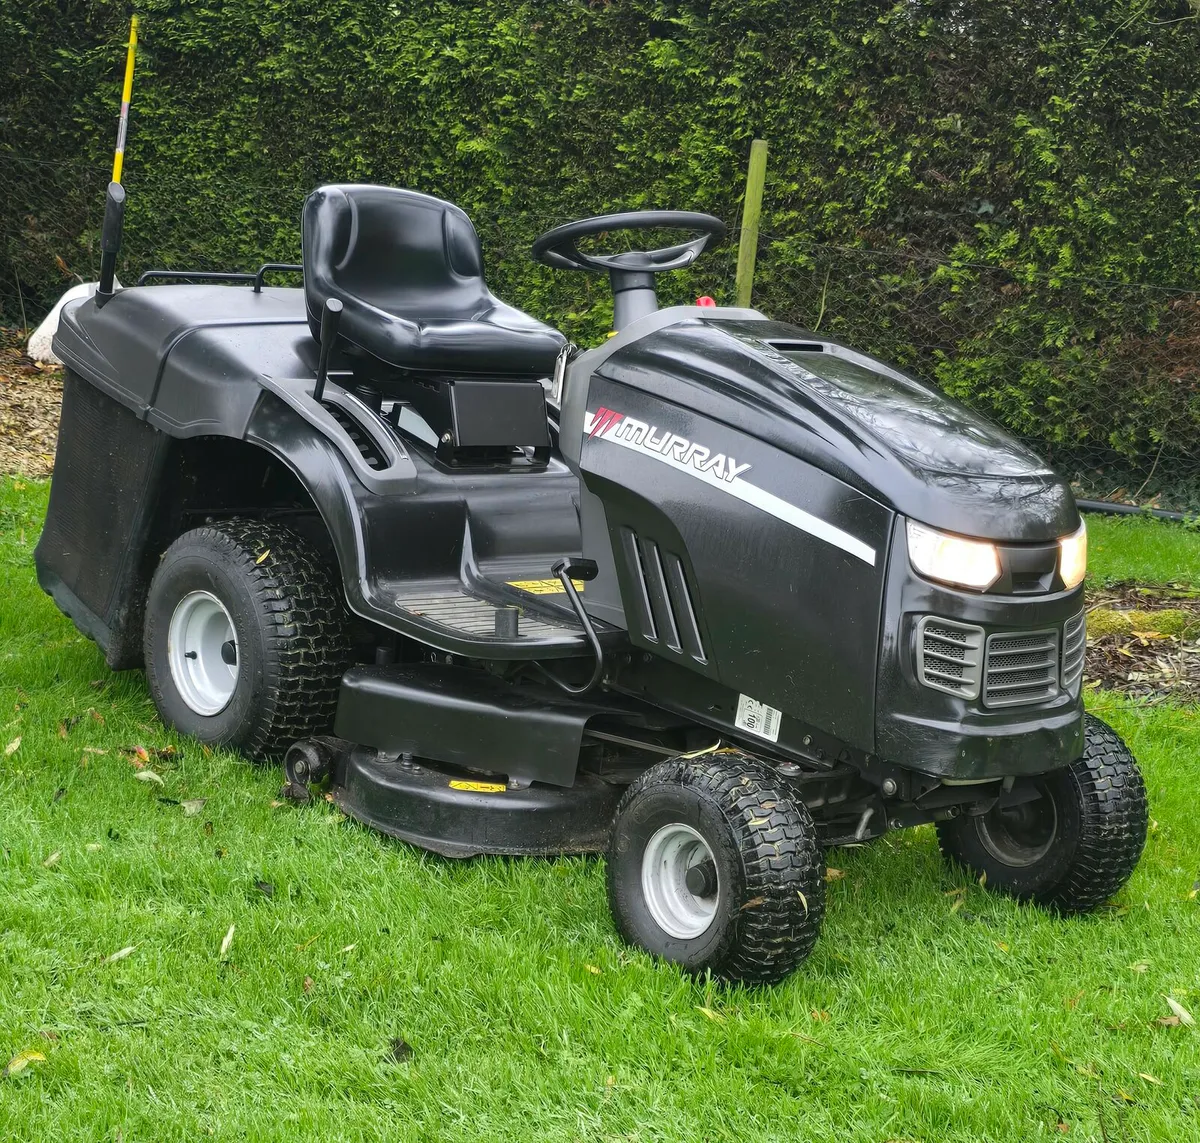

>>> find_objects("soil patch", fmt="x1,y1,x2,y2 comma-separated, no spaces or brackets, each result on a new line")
1085,581,1200,701
0,328,62,478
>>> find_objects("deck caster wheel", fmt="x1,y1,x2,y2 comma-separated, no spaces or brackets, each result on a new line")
606,751,825,985
936,713,1148,913
282,738,337,802
144,518,351,762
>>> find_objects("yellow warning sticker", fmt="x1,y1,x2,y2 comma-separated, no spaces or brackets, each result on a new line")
448,780,507,793
506,578,585,595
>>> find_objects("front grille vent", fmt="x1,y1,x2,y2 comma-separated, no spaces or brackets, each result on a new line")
917,617,984,700
1061,611,1086,692
983,629,1060,708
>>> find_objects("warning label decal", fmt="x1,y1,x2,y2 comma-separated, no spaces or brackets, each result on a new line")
734,694,783,743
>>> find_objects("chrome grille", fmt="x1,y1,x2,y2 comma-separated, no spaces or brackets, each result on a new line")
1061,611,1086,692
983,629,1059,708
917,617,984,700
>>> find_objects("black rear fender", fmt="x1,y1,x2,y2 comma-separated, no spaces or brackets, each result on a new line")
35,377,362,669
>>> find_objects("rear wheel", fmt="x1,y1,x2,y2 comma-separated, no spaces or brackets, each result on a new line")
606,751,824,984
144,518,351,760
936,714,1148,912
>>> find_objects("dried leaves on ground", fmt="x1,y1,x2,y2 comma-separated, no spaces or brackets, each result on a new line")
1086,581,1200,701
0,328,62,479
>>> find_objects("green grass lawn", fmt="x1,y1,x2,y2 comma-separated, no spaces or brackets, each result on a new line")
2,484,1199,1142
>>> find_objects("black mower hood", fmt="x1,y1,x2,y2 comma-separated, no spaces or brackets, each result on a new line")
592,316,1078,543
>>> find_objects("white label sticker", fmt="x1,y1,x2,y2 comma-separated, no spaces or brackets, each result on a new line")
735,693,783,743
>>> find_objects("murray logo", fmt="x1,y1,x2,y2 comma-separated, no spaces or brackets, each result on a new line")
585,406,751,483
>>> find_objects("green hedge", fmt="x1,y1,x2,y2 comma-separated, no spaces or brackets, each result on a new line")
3,1,1200,467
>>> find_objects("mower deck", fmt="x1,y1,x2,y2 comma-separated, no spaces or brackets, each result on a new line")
329,745,622,857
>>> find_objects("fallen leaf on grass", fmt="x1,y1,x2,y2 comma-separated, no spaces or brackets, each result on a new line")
950,897,965,913
123,745,150,765
786,1029,822,1045
584,964,602,975
1115,1088,1136,1103
219,925,235,959
5,737,21,756
340,943,356,953
1129,961,1150,973
181,798,207,816
2,1050,46,1078
1164,996,1195,1027
82,747,107,756
695,1006,726,1023
384,1037,412,1063
1155,1015,1181,1027
134,770,164,786
85,843,102,853
810,1009,830,1022
105,946,136,964
41,851,61,868
1138,1072,1163,1085
825,867,845,881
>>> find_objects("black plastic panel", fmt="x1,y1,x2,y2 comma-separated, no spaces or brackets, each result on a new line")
35,371,172,667
334,664,612,786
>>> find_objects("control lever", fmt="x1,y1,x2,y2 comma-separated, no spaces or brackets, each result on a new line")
538,557,604,696
311,297,343,404
96,182,127,307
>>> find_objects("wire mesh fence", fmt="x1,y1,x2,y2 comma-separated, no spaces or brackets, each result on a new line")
3,151,1198,515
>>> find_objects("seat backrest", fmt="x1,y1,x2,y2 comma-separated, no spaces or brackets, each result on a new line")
302,185,489,340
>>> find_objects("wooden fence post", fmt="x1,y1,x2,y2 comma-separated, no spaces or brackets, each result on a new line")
734,139,768,308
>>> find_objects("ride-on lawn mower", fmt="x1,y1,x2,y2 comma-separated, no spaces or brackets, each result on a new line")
37,180,1148,984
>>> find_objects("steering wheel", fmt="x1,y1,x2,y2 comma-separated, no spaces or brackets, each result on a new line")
531,210,727,274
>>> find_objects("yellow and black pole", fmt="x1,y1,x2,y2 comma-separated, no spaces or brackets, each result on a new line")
98,14,137,302
111,15,138,184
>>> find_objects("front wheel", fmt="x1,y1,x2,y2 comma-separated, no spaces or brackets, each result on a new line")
936,714,1148,913
606,751,825,984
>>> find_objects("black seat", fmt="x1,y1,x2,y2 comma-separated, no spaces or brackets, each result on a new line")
301,185,565,377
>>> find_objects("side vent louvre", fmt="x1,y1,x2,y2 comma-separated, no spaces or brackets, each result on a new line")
1060,611,1087,693
323,402,387,470
618,528,706,664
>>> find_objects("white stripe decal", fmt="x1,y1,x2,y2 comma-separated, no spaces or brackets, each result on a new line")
589,411,876,566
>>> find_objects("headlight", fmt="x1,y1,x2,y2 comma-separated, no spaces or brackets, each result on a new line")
906,520,1001,591
1058,521,1087,590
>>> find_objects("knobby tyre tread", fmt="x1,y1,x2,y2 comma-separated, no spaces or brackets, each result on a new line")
609,751,825,984
145,517,351,761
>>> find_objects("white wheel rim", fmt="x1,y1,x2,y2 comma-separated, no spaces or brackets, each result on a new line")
640,823,720,939
167,590,239,716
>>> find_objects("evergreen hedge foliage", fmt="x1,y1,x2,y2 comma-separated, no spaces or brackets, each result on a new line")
3,1,1199,464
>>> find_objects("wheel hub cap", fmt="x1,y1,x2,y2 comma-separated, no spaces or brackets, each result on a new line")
167,590,238,716
976,786,1059,867
641,823,720,939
